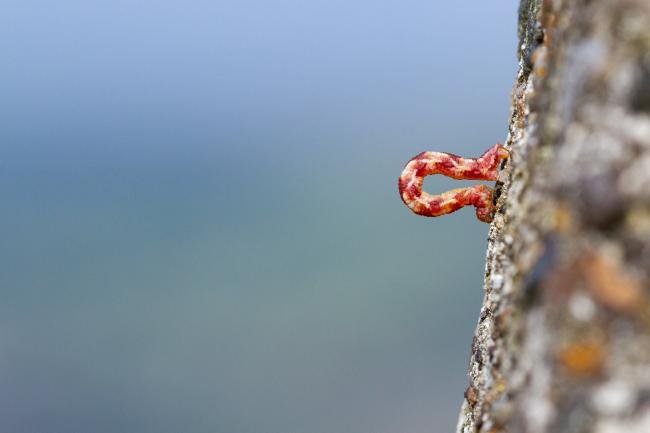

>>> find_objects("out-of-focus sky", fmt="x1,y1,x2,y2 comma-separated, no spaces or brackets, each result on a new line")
1,1,518,432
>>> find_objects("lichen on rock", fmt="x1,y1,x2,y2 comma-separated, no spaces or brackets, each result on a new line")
456,1,650,432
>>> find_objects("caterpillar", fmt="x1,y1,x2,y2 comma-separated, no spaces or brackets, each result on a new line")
398,144,509,223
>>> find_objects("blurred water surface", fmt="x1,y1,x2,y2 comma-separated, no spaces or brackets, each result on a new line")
1,1,518,432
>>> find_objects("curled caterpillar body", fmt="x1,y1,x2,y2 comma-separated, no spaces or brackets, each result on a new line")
398,144,509,223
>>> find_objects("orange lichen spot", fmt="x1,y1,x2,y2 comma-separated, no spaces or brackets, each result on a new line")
398,144,509,223
558,340,605,377
553,204,574,233
485,378,508,403
541,0,557,43
582,253,645,313
531,46,548,78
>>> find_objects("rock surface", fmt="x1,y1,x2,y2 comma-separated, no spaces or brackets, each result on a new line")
456,1,650,432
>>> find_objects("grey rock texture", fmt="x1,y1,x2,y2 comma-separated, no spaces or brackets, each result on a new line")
456,0,650,432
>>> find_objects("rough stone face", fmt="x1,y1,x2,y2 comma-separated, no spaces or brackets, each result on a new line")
456,1,650,432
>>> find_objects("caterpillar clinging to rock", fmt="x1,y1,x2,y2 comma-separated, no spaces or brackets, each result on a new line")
398,144,509,223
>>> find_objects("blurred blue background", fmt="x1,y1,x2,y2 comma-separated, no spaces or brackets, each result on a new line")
1,1,518,432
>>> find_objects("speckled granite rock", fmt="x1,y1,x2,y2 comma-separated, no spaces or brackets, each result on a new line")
456,1,650,432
